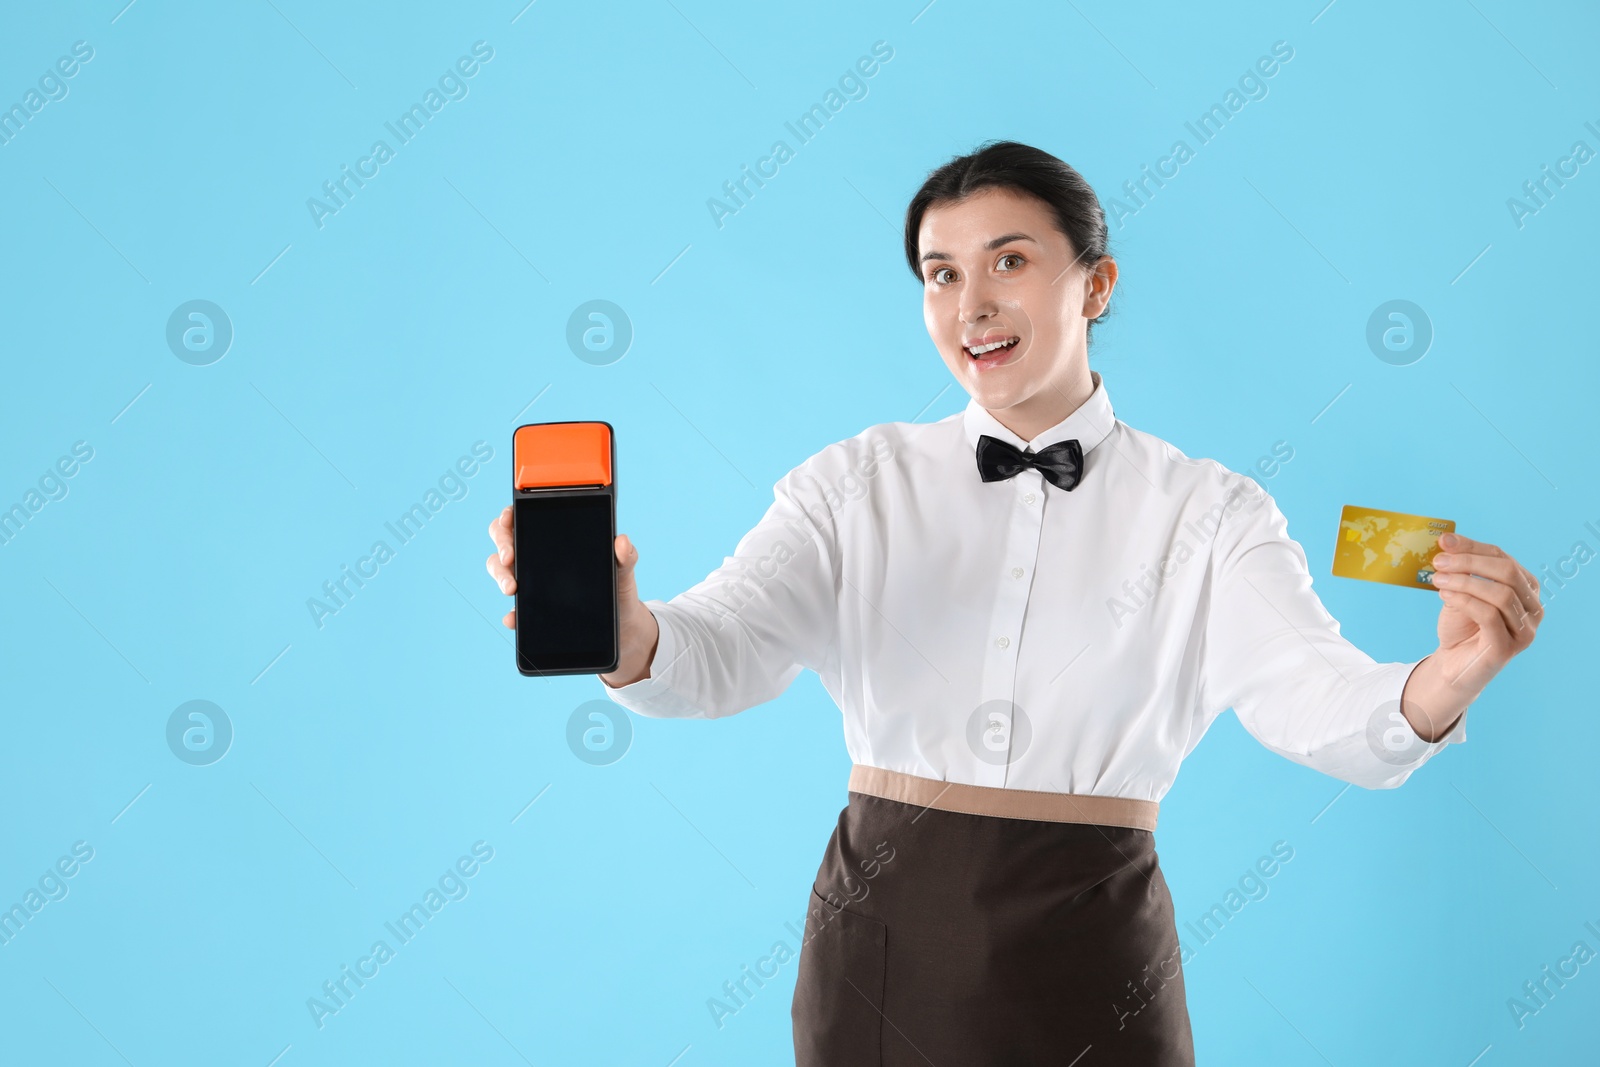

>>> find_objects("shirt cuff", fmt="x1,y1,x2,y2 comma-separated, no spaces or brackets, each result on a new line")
597,600,701,718
1364,656,1469,785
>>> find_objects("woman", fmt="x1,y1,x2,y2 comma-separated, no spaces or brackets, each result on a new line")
485,141,1543,1065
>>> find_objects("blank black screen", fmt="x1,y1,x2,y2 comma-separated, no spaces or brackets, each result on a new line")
514,493,616,673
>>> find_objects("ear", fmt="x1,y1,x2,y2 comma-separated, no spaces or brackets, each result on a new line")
1083,257,1117,316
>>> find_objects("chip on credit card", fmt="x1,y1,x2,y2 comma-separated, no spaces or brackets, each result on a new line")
1331,505,1456,590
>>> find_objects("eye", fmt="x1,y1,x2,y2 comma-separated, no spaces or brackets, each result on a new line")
927,266,956,286
997,253,1024,271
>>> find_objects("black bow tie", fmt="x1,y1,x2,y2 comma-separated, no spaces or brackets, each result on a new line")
975,434,1085,491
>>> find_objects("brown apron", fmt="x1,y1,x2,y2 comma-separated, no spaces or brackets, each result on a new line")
791,766,1195,1066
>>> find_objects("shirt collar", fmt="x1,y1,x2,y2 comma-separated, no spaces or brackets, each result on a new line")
961,369,1116,456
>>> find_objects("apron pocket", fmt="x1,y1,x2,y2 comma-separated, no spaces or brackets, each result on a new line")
791,885,887,1067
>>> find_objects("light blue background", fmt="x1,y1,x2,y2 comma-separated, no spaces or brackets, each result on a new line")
1,0,1595,1063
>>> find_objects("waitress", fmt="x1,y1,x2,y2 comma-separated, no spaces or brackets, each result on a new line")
485,140,1543,1065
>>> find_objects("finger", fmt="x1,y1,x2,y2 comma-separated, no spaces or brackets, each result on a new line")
1437,574,1528,646
615,534,640,599
1514,560,1542,609
1434,551,1516,587
1508,561,1543,623
1438,532,1506,559
486,552,516,594
488,506,514,563
1440,588,1513,651
1437,593,1509,686
1440,534,1510,566
1435,549,1541,617
502,608,515,630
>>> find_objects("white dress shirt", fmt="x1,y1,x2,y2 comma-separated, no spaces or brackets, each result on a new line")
601,369,1467,801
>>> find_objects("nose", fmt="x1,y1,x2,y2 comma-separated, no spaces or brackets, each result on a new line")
959,282,999,326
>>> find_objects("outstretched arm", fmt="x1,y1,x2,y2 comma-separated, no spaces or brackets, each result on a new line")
591,459,842,720
1197,476,1540,789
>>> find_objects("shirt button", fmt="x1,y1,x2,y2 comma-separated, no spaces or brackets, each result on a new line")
1023,493,1036,506
1011,567,1024,579
996,636,1010,649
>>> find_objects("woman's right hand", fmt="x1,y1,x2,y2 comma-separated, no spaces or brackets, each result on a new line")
486,505,661,687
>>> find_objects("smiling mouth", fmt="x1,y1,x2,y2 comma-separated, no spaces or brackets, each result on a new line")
966,337,1020,359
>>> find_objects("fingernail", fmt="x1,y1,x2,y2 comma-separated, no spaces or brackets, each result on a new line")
499,577,511,593
500,548,510,563
1433,554,1451,567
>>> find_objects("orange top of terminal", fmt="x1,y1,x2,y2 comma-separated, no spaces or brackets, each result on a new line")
514,422,612,489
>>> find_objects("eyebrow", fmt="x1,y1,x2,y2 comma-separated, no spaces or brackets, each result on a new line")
919,232,1037,266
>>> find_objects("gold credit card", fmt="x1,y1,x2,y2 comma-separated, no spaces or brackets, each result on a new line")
1332,505,1456,590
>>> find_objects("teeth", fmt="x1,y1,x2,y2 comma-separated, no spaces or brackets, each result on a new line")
968,338,1017,356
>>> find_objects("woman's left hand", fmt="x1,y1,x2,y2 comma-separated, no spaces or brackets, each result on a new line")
1427,531,1543,696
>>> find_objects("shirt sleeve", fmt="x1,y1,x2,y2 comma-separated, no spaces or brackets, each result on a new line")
1195,474,1468,790
597,456,841,720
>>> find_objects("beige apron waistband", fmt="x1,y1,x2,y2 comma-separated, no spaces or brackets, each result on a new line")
847,764,1158,832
